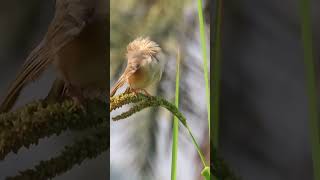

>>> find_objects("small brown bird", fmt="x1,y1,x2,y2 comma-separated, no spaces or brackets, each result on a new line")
0,0,108,112
110,37,164,97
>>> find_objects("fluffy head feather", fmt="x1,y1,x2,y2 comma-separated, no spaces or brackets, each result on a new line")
126,37,161,58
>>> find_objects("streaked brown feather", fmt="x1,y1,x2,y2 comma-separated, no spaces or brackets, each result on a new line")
110,64,139,97
0,44,51,112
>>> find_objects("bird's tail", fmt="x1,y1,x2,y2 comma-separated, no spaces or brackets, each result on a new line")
0,83,24,113
0,41,50,113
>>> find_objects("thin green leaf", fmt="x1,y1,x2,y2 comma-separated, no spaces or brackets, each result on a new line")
171,48,181,180
196,0,210,138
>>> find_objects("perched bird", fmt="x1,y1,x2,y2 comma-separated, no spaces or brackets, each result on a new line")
110,37,165,97
0,0,108,112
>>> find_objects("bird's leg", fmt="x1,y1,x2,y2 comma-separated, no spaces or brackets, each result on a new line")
129,88,140,96
140,89,151,96
126,86,151,96
125,87,139,96
124,87,131,94
66,83,86,111
130,88,151,96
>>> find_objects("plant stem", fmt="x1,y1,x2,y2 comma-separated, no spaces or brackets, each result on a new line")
171,48,181,180
299,0,320,179
0,100,107,160
196,0,210,139
6,125,108,180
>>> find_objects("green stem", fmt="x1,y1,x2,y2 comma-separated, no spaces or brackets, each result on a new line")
196,0,210,139
171,48,181,180
299,0,320,179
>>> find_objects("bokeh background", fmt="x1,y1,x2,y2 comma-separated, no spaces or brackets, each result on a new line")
110,0,210,179
0,1,108,179
218,0,320,179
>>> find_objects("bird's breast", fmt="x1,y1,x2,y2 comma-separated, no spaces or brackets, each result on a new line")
127,59,161,89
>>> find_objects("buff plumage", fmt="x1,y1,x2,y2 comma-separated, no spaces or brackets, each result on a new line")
110,37,164,97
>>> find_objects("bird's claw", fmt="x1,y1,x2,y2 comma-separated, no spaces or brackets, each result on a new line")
66,84,87,112
124,87,151,97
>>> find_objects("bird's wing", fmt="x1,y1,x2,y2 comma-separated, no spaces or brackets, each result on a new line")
123,60,142,79
110,60,141,97
0,1,93,112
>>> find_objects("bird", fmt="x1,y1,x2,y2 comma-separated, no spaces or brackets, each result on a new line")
0,0,108,113
110,37,165,97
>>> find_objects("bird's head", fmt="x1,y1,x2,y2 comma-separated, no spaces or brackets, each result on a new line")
126,37,162,61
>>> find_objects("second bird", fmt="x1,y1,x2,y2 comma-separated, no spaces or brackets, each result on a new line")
0,0,108,112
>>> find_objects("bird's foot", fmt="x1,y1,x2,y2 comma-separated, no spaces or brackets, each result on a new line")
140,89,151,96
124,87,131,94
66,84,87,112
124,87,151,97
130,88,151,97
